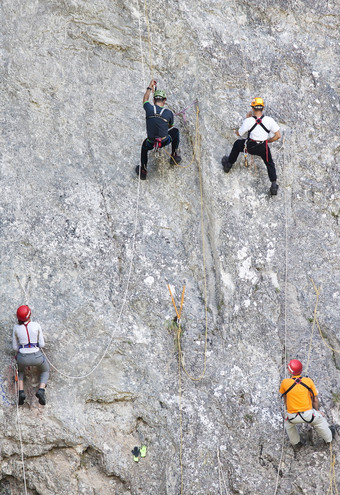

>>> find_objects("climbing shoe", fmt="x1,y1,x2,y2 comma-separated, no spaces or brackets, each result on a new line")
170,152,181,165
18,390,26,406
136,166,147,180
221,156,232,173
131,446,140,462
292,441,304,452
140,445,147,458
35,388,46,406
270,182,279,196
330,425,337,440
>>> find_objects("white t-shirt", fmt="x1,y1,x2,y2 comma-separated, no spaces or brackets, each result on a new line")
239,115,280,141
13,321,45,354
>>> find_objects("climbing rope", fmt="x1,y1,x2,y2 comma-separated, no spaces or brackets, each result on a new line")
37,0,149,381
310,280,340,354
162,104,200,169
167,283,208,495
135,0,146,85
217,448,228,495
13,364,28,495
167,283,208,382
273,130,288,495
143,0,154,79
165,82,207,494
40,159,143,380
305,279,321,374
327,442,338,495
15,274,31,305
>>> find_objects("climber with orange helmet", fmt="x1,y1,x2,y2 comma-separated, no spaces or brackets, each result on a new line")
136,79,181,180
221,97,281,195
12,305,50,406
279,359,336,448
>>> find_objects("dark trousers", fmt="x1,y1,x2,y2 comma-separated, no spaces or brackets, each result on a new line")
228,139,277,182
141,127,180,168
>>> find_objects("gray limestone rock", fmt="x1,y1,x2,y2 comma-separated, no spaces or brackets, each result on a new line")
0,0,339,493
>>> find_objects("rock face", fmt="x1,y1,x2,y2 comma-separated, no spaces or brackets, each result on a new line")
0,0,339,493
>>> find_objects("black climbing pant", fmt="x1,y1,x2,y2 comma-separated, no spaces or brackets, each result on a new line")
228,138,277,182
141,127,180,168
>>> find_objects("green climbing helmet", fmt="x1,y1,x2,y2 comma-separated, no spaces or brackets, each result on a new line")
154,89,167,100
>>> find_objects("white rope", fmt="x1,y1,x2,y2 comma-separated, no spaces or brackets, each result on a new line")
273,130,288,495
41,173,142,380
15,274,31,305
14,366,28,495
40,2,149,380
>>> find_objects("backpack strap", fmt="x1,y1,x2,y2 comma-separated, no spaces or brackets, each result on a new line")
146,105,169,123
281,377,315,398
24,322,31,345
247,116,271,139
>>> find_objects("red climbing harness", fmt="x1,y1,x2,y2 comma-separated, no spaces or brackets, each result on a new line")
21,322,38,348
244,115,271,162
153,137,163,151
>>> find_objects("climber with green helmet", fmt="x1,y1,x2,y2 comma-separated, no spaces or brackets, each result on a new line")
136,79,181,180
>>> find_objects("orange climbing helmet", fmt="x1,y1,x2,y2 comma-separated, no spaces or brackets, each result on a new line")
288,359,302,375
251,97,265,109
17,305,31,323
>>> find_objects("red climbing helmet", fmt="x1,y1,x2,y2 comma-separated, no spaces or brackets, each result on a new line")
288,359,302,375
17,305,31,322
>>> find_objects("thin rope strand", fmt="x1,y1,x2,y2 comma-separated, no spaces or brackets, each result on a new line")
273,131,287,495
14,367,28,495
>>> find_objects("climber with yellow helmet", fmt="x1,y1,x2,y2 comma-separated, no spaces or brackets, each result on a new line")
221,97,281,195
136,79,181,180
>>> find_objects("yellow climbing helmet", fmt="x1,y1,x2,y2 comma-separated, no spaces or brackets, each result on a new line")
251,97,264,108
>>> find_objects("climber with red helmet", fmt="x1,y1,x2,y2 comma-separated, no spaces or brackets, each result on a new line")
12,305,50,406
136,79,181,180
279,359,336,448
221,97,281,195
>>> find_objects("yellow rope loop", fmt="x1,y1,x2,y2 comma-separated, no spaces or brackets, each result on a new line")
167,283,208,382
246,154,258,175
167,284,185,321
327,442,338,495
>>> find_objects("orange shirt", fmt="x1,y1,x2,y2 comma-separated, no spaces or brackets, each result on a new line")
279,375,317,413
